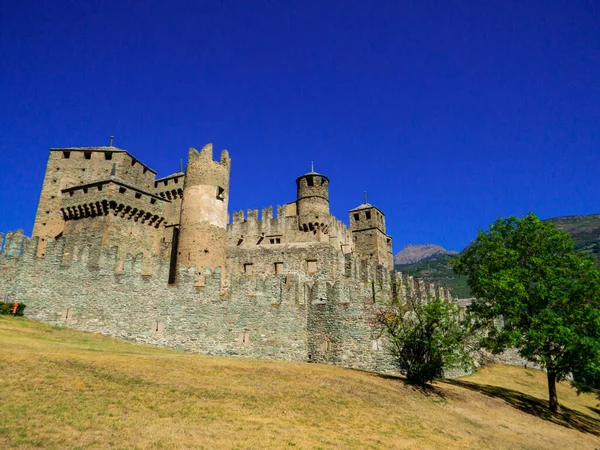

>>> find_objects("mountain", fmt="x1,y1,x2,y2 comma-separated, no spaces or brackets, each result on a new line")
393,244,457,266
546,214,600,262
397,254,471,299
395,214,600,299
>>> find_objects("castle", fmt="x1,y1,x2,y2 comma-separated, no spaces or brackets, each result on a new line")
0,143,453,371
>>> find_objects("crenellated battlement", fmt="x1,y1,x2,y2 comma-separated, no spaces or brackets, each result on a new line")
5,140,459,372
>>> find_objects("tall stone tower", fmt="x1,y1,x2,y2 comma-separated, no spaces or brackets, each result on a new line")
296,168,330,235
177,144,231,276
349,200,393,269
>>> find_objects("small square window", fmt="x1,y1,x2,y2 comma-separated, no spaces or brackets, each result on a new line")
135,192,142,199
104,152,112,160
119,187,126,194
63,151,70,159
353,213,360,221
84,151,91,160
150,198,156,204
365,211,371,220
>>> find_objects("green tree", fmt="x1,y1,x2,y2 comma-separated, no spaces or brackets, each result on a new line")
453,213,600,412
378,296,473,387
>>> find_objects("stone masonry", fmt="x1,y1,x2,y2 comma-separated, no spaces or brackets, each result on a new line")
0,143,454,371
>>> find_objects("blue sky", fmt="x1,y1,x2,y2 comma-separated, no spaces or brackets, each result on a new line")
1,1,599,252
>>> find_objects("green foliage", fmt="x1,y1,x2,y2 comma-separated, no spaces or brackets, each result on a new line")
452,213,600,410
0,303,26,316
378,296,474,387
397,255,472,298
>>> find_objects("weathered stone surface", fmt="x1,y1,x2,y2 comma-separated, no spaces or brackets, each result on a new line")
1,142,460,373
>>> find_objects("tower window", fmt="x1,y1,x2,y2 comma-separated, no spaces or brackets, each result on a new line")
354,213,360,221
63,151,70,159
216,186,225,200
135,193,142,199
119,187,126,194
365,211,371,220
243,263,253,274
307,177,314,187
84,151,91,160
104,152,112,160
274,262,283,274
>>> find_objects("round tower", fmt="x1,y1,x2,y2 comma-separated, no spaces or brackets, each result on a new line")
296,167,330,233
177,143,231,274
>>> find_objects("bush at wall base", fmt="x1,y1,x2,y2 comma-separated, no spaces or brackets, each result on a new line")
0,303,26,316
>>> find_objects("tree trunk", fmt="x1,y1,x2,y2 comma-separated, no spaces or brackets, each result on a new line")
547,371,561,413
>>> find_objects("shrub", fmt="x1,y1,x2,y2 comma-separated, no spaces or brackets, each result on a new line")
0,302,26,316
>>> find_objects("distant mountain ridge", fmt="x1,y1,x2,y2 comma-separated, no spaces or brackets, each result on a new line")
394,214,600,299
394,244,457,266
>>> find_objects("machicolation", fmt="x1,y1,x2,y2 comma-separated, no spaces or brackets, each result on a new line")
0,142,455,371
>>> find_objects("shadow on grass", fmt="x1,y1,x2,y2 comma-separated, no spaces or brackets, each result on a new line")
348,368,447,399
441,379,600,436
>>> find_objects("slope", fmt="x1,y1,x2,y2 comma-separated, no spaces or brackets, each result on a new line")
0,317,598,449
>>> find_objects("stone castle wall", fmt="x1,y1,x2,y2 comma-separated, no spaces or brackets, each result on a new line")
0,230,452,371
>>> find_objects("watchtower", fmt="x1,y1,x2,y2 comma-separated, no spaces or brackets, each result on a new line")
177,144,231,276
349,198,393,269
296,167,330,234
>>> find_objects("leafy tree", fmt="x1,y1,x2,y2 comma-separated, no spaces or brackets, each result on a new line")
378,295,473,387
453,213,600,412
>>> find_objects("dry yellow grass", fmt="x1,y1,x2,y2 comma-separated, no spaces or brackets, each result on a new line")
0,316,598,449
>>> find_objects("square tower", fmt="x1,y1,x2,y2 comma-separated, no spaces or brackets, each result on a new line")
349,202,393,270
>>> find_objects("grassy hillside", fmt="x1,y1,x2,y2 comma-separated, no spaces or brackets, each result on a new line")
396,254,472,298
1,317,599,449
547,214,600,262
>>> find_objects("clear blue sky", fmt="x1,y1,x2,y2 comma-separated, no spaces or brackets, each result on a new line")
1,1,599,252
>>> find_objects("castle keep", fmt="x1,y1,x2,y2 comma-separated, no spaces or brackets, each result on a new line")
1,143,452,371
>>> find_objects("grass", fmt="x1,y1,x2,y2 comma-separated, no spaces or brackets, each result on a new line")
0,317,599,449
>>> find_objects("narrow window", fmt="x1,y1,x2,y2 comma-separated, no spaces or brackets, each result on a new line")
98,185,103,191
243,263,253,274
269,238,275,244
150,198,156,204
174,177,179,183
240,332,250,344
84,151,91,160
63,151,70,159
119,187,126,194
216,186,225,201
135,192,142,199
275,238,281,244
307,176,314,187
274,262,283,274
354,213,360,221
372,339,383,351
365,211,371,220
83,188,88,193
131,159,136,166
104,152,112,160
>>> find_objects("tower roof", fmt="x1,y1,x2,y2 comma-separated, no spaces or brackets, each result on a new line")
295,162,329,184
349,202,385,214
